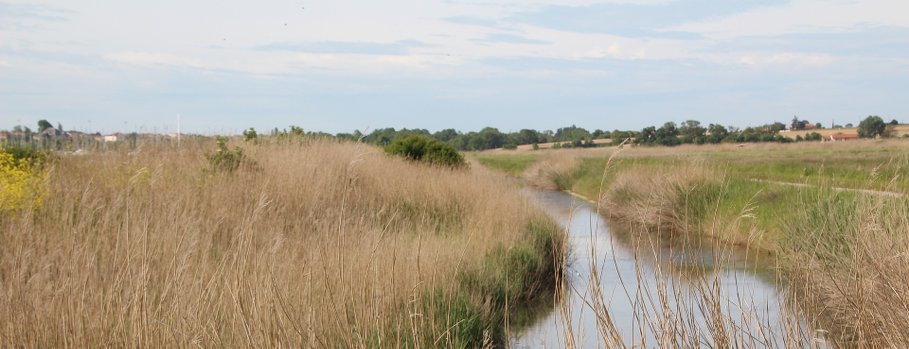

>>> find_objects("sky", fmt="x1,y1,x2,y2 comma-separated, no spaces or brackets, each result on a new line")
1,0,908,134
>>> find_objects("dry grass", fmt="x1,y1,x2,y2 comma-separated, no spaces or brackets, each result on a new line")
598,161,718,237
784,193,909,347
0,139,560,347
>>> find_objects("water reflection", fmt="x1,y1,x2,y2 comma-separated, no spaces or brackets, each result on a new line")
511,191,816,348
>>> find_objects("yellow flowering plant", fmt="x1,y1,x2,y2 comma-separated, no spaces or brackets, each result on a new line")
0,148,48,211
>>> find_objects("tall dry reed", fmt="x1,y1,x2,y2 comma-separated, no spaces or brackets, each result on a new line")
0,139,558,347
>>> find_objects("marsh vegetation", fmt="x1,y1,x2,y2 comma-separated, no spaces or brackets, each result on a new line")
0,139,561,347
479,139,909,347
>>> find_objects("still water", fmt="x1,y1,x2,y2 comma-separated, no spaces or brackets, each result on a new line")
511,191,814,348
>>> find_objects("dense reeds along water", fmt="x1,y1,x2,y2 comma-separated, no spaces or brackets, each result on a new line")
511,191,818,348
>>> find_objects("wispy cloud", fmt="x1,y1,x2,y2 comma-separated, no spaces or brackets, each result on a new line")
502,0,785,38
472,33,550,45
253,39,432,55
670,0,909,39
0,1,73,30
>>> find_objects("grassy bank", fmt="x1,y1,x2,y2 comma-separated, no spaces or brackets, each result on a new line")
476,139,909,346
0,140,562,347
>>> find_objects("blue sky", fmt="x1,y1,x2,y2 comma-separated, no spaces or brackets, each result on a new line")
1,0,907,134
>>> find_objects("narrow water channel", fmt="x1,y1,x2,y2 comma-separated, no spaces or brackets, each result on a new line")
511,190,811,348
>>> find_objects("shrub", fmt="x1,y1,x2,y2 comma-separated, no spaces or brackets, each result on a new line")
206,137,247,173
503,143,517,150
384,135,466,168
0,147,47,211
242,128,258,142
805,132,823,141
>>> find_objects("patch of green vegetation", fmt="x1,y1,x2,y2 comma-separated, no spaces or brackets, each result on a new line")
1,146,49,167
558,157,679,199
206,136,248,173
386,135,467,168
389,219,562,348
473,154,539,175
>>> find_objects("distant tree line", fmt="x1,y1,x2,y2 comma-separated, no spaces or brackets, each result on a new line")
4,115,904,153
350,125,613,151
328,116,900,150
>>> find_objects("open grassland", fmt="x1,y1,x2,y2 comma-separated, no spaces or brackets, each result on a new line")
473,153,540,176
477,139,909,347
780,124,909,139
0,140,562,347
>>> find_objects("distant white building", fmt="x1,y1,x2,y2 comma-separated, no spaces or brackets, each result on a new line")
103,135,119,142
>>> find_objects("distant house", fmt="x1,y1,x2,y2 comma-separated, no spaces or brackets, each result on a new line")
66,131,86,139
103,135,119,142
829,134,859,141
0,131,10,141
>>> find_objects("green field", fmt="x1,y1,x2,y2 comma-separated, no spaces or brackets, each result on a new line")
473,153,540,175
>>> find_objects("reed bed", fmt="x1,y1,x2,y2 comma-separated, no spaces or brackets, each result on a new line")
0,139,561,347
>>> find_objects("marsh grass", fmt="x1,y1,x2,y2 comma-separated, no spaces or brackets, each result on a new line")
0,138,562,347
484,140,909,347
472,154,540,176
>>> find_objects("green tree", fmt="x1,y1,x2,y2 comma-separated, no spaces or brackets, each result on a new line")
470,127,506,150
639,126,657,144
553,125,591,142
433,128,460,142
510,129,544,145
37,120,53,132
242,128,258,142
706,124,729,144
857,116,886,138
768,122,787,133
655,122,680,146
679,120,706,143
385,135,466,168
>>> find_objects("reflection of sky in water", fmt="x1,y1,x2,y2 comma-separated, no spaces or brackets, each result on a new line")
511,191,818,348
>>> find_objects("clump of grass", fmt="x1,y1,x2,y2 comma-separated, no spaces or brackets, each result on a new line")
783,193,909,347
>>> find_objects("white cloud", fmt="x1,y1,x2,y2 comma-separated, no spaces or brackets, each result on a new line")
668,0,909,39
735,52,835,67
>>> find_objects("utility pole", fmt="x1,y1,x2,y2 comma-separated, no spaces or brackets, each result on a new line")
177,114,181,147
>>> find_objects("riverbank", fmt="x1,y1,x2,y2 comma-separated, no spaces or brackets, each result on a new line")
473,140,909,347
0,140,563,347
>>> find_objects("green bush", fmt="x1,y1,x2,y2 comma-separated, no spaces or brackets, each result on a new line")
384,135,466,168
242,128,257,142
206,137,246,173
1,146,48,167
